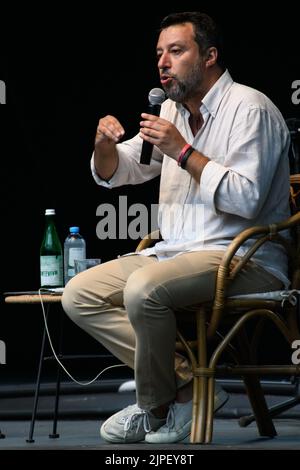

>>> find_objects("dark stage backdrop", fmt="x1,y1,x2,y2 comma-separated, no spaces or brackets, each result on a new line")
1,3,299,379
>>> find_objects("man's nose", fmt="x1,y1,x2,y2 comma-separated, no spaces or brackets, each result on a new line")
158,53,171,70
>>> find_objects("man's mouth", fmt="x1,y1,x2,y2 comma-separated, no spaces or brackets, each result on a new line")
160,75,174,86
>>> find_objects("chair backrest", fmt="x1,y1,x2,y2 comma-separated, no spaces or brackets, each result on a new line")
290,174,300,287
206,176,300,338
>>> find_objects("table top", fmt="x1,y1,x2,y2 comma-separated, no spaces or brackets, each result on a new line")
4,294,62,304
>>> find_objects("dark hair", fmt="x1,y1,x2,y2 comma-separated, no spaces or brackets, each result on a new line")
160,11,225,69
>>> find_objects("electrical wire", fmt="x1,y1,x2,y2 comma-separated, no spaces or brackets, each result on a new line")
38,288,127,386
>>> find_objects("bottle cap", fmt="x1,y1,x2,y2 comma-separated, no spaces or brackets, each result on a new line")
45,209,55,215
70,226,80,233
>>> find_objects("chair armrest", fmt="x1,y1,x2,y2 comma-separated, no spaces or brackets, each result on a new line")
208,211,300,337
135,230,161,252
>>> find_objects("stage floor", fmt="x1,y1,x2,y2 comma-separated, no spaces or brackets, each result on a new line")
1,417,300,450
1,380,300,452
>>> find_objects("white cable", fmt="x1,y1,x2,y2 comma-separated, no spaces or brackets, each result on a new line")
38,288,127,386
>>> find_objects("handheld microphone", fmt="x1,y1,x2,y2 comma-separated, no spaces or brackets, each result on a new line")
140,88,165,165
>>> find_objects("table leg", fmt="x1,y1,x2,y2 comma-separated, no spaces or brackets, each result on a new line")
26,304,50,443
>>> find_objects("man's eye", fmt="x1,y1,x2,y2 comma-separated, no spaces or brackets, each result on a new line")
171,49,181,55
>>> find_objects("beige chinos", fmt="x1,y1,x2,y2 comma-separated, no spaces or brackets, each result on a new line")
62,251,282,410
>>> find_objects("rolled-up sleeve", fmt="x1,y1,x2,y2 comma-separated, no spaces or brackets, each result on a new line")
91,134,162,188
199,161,229,215
200,107,289,219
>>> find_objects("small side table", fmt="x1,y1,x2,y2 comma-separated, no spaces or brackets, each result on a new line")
4,293,63,442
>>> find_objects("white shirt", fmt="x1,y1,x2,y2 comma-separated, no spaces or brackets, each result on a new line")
91,70,291,286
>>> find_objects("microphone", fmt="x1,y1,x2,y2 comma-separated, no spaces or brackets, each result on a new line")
140,88,166,165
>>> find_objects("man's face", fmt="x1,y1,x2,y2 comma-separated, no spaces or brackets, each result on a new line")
156,23,205,103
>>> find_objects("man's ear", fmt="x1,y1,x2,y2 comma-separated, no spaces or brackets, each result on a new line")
205,47,218,68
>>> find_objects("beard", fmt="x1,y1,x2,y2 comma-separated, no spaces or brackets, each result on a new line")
163,60,202,103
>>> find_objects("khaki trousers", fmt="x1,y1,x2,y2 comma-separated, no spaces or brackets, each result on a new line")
62,251,282,410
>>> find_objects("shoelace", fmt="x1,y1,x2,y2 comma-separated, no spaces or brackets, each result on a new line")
123,408,152,435
166,403,176,430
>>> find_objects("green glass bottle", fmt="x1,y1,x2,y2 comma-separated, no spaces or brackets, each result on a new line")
40,209,63,287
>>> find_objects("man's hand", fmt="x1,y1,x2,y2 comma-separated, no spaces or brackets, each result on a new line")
140,113,186,161
95,115,125,147
94,115,124,180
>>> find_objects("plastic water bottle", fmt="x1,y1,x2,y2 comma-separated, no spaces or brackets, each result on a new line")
40,209,63,287
64,227,86,285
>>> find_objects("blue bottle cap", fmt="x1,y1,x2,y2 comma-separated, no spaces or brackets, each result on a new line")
70,227,80,233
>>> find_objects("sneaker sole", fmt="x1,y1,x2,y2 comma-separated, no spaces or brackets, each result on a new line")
145,420,192,444
100,423,145,444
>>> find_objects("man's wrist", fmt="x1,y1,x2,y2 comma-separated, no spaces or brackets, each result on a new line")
177,144,195,169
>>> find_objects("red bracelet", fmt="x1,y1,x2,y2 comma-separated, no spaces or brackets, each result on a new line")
177,144,192,166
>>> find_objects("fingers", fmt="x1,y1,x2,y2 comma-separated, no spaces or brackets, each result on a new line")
96,115,125,144
140,114,165,141
140,114,161,131
141,113,159,120
139,115,186,160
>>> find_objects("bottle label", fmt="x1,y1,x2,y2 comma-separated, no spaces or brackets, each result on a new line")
67,247,86,277
68,247,86,267
40,255,63,286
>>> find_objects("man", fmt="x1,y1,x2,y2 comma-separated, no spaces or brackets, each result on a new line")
62,12,290,443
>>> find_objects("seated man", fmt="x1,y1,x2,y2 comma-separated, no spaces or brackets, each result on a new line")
62,11,290,443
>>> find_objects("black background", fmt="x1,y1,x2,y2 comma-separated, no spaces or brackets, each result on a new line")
1,2,299,379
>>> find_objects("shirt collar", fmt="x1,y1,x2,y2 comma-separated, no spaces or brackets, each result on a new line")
176,69,234,118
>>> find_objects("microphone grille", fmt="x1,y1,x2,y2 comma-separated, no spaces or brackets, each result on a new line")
148,88,165,105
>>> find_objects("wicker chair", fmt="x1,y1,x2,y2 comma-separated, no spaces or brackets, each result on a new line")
136,175,300,444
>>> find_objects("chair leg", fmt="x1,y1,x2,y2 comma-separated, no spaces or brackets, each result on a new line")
26,305,50,443
191,374,208,443
242,376,277,437
239,378,300,428
204,376,215,443
190,309,210,443
237,328,277,438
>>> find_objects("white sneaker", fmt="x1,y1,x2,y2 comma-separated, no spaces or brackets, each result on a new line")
100,403,166,443
145,383,229,444
118,380,136,393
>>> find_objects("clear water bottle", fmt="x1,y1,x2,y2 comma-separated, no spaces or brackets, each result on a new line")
40,209,63,287
64,227,86,285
